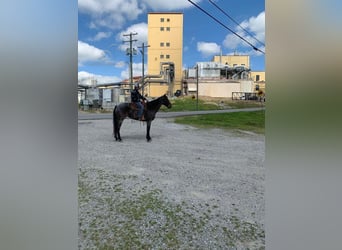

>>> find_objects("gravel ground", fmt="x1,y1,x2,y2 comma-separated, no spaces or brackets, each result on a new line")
78,118,265,249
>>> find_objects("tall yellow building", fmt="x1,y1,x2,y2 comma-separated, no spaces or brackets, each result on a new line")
147,13,183,97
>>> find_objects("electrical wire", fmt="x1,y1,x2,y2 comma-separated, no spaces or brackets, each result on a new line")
208,0,265,47
187,0,265,54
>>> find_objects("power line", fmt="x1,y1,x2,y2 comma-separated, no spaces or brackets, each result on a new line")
187,0,265,54
208,0,265,47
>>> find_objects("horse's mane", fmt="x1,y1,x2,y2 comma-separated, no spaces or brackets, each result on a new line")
146,95,165,110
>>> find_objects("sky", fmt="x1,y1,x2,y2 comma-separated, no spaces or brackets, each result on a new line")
78,0,265,85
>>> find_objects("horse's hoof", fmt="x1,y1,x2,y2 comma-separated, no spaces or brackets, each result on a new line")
146,138,151,142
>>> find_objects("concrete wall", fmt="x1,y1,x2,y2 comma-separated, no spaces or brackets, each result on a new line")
250,71,266,82
240,80,254,92
187,80,252,98
212,55,250,68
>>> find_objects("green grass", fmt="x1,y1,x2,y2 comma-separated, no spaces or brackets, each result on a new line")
160,96,263,112
161,96,219,111
79,168,265,249
174,111,265,134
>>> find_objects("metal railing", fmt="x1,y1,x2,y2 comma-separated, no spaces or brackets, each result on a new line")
232,92,264,101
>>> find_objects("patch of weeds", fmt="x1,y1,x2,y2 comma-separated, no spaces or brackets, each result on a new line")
79,168,265,249
221,215,265,249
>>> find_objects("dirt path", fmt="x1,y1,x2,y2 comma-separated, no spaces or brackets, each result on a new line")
78,118,265,249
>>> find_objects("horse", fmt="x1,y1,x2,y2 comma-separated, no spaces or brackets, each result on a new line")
113,94,172,142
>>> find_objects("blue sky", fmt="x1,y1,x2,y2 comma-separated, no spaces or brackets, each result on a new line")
78,0,265,85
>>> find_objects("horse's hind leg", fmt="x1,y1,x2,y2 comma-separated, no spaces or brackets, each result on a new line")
116,120,123,141
114,128,120,141
113,120,117,140
113,106,119,141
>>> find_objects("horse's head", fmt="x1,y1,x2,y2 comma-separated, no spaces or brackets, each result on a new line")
162,94,172,109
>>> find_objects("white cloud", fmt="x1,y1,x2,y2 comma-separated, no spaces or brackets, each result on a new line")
115,61,126,68
78,0,203,29
120,62,147,80
78,0,145,29
230,46,266,58
223,33,243,50
78,71,121,85
96,75,122,84
78,41,108,66
197,42,221,57
78,71,95,81
142,0,201,10
117,23,148,52
91,31,112,41
239,11,265,45
223,11,265,52
245,11,265,39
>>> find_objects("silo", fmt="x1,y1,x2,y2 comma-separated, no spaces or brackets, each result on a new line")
113,87,120,104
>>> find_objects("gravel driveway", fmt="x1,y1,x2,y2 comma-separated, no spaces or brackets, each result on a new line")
78,118,265,249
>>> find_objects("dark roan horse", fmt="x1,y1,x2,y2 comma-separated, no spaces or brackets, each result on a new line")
113,94,172,142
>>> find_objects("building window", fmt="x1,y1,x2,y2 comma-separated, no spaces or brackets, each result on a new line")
166,55,170,59
160,18,164,22
160,27,164,31
256,75,260,81
166,27,170,31
166,42,170,47
167,18,170,22
160,42,164,47
160,55,164,59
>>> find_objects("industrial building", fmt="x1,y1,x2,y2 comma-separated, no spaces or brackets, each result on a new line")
182,53,265,99
143,12,183,97
78,12,265,108
143,12,265,99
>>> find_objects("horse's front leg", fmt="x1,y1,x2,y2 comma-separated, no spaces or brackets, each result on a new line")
115,119,123,142
146,121,151,142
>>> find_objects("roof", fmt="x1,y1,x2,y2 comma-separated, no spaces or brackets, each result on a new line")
96,82,122,88
148,12,183,15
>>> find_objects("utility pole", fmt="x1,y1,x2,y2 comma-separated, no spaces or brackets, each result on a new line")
138,43,150,96
123,32,137,89
196,64,199,111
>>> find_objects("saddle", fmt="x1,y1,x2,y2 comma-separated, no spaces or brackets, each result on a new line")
129,101,146,110
129,101,147,120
